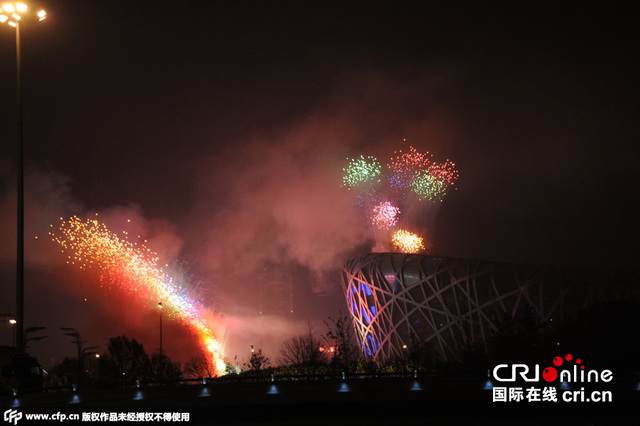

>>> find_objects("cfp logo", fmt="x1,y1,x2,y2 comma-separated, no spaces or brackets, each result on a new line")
3,409,22,425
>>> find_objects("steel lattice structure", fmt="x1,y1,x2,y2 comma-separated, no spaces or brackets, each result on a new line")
342,253,638,362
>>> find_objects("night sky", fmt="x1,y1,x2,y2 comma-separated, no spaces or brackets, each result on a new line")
1,1,638,369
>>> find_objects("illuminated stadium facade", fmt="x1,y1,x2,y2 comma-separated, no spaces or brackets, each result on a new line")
342,253,638,362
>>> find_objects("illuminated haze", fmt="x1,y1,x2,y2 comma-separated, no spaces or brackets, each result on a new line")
0,2,637,369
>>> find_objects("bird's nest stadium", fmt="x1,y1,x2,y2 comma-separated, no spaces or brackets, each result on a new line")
342,253,639,362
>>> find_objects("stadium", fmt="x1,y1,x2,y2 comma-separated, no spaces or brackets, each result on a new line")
342,253,638,362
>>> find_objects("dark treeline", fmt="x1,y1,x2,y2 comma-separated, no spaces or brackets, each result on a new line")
45,300,640,388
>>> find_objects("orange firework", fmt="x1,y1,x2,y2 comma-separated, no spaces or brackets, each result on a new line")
49,215,226,375
391,229,425,254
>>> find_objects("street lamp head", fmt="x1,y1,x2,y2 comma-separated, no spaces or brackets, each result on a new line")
9,319,17,325
0,2,46,26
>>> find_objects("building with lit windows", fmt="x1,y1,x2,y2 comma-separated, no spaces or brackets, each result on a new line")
342,253,638,362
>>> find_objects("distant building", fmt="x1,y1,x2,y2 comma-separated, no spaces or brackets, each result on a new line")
342,253,639,362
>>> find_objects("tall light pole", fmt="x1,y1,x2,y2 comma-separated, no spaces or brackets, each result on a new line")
157,302,165,381
1,2,47,353
1,314,17,347
9,319,16,347
158,302,163,357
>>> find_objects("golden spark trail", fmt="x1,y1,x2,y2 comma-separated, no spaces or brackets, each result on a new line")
49,215,225,375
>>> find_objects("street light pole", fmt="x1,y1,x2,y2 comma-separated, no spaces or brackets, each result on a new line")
15,18,24,354
10,319,17,347
1,315,18,347
1,3,47,354
158,302,163,357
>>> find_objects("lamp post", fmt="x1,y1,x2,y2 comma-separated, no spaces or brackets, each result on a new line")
1,314,17,346
61,327,96,388
158,302,163,357
1,2,47,354
10,319,17,347
157,302,164,380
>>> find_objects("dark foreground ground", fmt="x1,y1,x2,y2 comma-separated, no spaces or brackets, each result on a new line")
3,377,639,425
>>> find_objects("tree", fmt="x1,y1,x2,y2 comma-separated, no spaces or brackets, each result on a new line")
151,351,181,382
279,325,327,375
487,305,547,366
47,357,79,388
403,333,437,374
49,334,184,387
323,311,359,373
184,352,217,379
243,346,270,379
99,335,152,385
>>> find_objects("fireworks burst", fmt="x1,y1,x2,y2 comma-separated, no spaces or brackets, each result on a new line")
427,159,459,190
341,143,459,253
370,201,401,230
391,229,425,254
412,170,448,202
412,158,459,201
387,146,433,191
342,155,382,189
49,215,226,375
